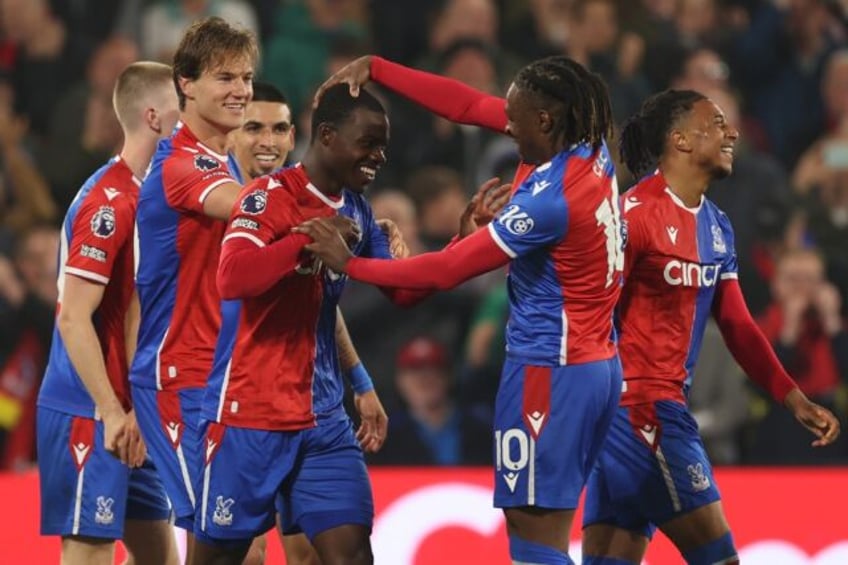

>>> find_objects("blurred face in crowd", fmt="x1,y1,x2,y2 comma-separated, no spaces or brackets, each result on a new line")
397,364,451,412
579,0,618,54
16,228,59,304
0,0,46,43
431,0,498,50
773,251,825,304
823,52,848,122
230,100,295,179
443,46,498,94
89,38,139,99
678,49,729,93
371,190,420,249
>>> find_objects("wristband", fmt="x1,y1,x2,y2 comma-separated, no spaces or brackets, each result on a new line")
347,362,374,395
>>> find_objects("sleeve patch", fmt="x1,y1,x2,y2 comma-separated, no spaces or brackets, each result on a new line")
90,205,117,238
231,217,259,231
240,190,268,215
80,244,108,263
497,204,535,236
194,154,221,172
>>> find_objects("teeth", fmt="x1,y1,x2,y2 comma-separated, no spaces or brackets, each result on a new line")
360,166,376,179
255,155,278,163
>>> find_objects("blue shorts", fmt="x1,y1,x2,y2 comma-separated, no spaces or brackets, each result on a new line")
493,356,622,509
37,406,170,539
132,386,203,530
194,416,373,546
583,400,722,538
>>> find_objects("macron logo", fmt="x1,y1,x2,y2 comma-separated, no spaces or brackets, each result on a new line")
640,425,657,447
531,180,551,196
266,177,281,190
73,442,90,466
503,472,520,493
526,411,546,438
103,188,120,201
166,422,180,445
623,196,642,213
666,225,678,245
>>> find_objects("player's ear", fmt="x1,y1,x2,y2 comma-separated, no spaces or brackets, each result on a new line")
539,109,553,135
146,107,162,135
178,76,194,104
317,122,336,146
670,129,692,153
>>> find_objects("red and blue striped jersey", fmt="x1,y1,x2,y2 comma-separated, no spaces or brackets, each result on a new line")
203,165,392,430
38,157,140,417
129,123,237,391
618,171,739,404
488,142,622,366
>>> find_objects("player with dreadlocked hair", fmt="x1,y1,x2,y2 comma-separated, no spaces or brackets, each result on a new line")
579,89,839,565
300,55,625,565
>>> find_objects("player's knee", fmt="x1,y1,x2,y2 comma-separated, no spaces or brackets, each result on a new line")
509,535,574,565
681,532,738,565
319,543,373,565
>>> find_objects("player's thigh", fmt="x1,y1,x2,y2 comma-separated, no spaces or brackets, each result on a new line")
123,519,179,565
123,461,178,565
281,532,320,565
37,407,131,540
131,386,204,526
493,358,620,510
502,507,575,554
242,534,268,565
60,536,115,565
658,500,731,553
194,421,300,545
582,458,651,562
284,417,374,542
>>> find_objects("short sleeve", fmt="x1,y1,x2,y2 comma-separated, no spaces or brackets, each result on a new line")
65,190,135,285
162,151,236,214
488,173,568,258
222,176,295,248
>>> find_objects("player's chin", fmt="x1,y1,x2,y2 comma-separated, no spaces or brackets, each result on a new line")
712,161,733,179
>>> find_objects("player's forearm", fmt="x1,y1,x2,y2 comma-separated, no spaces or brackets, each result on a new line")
371,56,508,132
335,308,360,371
713,280,798,403
58,313,124,417
217,233,312,299
346,228,510,291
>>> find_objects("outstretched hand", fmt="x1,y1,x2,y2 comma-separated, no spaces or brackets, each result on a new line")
313,55,373,108
354,390,388,453
294,218,353,272
459,177,512,239
785,388,841,447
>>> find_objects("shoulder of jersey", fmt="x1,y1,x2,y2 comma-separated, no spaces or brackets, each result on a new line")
86,162,138,207
621,173,665,216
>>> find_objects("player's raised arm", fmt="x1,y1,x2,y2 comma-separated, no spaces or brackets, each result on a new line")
712,277,840,446
314,55,508,133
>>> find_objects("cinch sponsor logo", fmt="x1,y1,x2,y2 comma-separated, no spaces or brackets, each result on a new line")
663,260,719,287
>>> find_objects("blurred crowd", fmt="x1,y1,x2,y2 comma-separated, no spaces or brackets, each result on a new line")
0,0,846,470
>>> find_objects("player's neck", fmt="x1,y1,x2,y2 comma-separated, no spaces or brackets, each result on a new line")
120,136,157,181
181,112,232,156
300,153,343,196
660,166,708,208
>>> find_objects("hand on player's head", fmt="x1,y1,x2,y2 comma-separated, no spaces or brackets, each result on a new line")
313,55,373,109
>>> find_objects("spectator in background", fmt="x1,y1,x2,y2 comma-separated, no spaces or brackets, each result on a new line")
730,0,844,167
751,248,848,463
261,0,368,115
141,0,259,62
0,225,59,470
688,320,750,464
370,189,424,256
461,284,508,407
567,0,651,123
0,74,57,248
38,36,138,211
370,336,491,466
0,0,94,138
792,49,848,301
405,166,470,250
